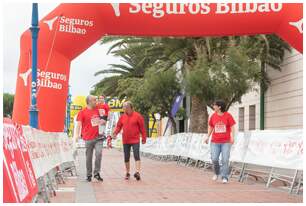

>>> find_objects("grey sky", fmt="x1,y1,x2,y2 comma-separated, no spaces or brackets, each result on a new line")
3,2,120,97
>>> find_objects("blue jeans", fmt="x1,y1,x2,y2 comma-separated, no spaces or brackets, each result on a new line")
210,142,232,180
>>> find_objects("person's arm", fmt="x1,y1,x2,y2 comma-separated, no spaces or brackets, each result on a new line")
74,121,82,141
204,115,214,144
138,115,147,144
205,125,214,144
113,117,123,139
230,125,236,144
74,111,83,142
228,113,236,144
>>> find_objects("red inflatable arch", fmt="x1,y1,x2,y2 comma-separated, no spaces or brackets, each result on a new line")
13,3,303,132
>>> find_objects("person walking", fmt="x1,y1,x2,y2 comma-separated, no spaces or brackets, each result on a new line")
204,99,236,184
112,101,147,181
74,95,106,182
96,95,110,138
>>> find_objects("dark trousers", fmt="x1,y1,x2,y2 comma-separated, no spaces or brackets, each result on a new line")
123,143,140,163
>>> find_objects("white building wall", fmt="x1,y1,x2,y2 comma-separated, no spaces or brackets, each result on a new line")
228,49,303,131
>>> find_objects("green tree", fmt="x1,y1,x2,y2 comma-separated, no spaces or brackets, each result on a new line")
3,93,14,117
143,68,181,134
186,45,260,115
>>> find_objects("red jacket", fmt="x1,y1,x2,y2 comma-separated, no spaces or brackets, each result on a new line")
114,111,147,144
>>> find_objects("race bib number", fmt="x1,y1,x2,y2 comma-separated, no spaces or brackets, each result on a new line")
91,117,100,127
215,121,226,133
98,109,106,116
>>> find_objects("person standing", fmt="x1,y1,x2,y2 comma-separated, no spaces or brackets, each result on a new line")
97,95,110,120
96,95,110,138
113,101,147,181
204,99,236,184
74,95,106,182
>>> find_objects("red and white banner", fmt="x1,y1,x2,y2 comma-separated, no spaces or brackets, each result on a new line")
243,130,303,170
3,119,38,203
12,3,302,132
140,129,303,170
22,126,74,178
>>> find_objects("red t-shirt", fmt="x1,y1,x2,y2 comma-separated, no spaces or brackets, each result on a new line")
97,103,110,117
114,111,147,144
77,107,100,141
209,112,236,143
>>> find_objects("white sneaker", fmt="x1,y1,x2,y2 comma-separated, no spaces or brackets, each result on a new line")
222,178,228,184
212,175,218,181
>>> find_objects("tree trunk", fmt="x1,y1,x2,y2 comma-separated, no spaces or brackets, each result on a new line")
189,96,208,133
169,116,177,134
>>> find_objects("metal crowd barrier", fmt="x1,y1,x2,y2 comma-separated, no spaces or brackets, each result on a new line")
32,161,77,203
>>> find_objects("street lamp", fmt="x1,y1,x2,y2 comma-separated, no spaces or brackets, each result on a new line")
29,3,40,128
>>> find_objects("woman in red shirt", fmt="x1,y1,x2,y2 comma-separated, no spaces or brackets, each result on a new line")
96,95,110,138
204,100,236,184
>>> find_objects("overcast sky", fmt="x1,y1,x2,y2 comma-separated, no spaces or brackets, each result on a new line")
3,2,120,97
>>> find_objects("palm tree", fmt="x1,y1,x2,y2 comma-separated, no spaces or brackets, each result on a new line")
92,41,157,96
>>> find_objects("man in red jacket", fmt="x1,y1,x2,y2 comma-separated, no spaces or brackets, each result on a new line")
113,101,147,181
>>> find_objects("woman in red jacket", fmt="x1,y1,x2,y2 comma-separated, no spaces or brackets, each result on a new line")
113,101,147,181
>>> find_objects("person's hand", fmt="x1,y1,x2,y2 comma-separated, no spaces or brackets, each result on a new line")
72,136,79,151
204,137,209,144
107,136,112,149
99,119,106,125
112,133,117,140
230,136,234,144
142,139,146,144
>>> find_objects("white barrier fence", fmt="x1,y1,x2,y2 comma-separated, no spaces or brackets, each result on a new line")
140,130,303,170
22,126,74,178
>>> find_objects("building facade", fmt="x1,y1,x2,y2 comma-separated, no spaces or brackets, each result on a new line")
227,49,303,131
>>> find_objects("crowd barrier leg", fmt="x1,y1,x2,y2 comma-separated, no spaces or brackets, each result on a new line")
229,162,237,179
296,175,303,194
195,160,200,168
266,168,274,188
46,171,57,198
161,155,165,161
238,163,246,182
177,156,181,165
55,166,65,184
36,176,50,203
61,162,78,177
185,158,190,166
289,170,299,194
203,161,211,171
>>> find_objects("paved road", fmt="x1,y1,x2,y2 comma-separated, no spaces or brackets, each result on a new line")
50,148,302,203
